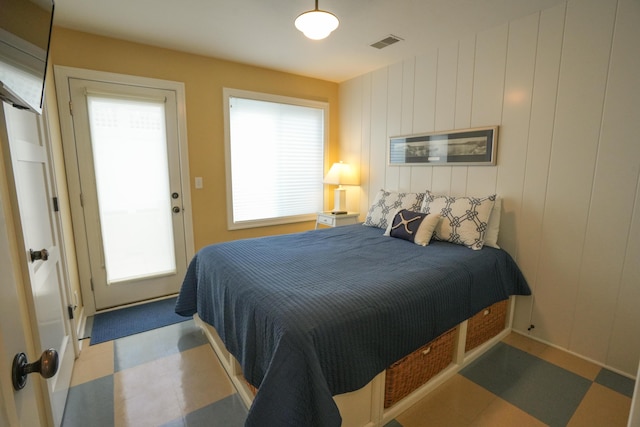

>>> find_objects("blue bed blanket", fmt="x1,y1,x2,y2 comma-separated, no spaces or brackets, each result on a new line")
175,224,530,427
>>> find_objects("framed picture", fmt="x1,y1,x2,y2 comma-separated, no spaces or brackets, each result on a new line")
388,126,498,166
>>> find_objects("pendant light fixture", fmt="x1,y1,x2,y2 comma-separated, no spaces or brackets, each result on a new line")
295,0,339,40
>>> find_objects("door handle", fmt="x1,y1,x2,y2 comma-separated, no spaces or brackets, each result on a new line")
29,248,49,262
12,349,59,390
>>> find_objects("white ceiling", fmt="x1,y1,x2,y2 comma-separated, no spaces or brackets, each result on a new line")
53,0,565,83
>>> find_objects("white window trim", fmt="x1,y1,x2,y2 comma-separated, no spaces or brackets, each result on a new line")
223,88,329,230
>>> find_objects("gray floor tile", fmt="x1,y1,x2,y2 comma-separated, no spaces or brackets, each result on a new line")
61,375,114,427
162,394,248,427
595,368,635,398
460,342,592,427
114,319,207,371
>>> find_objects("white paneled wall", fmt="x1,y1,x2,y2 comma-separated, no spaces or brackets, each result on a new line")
339,0,640,376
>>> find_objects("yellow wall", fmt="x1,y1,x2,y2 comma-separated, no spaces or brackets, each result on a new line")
0,0,51,49
49,26,340,250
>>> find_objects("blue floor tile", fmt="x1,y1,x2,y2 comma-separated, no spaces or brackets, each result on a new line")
61,375,114,427
595,368,635,398
460,342,592,427
162,394,248,427
114,319,208,371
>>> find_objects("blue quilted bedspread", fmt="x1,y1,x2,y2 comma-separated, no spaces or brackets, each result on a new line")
175,224,530,427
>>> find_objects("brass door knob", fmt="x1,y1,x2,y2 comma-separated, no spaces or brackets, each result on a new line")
12,349,59,390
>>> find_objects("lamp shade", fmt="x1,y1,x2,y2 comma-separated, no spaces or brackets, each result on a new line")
295,1,339,40
323,161,359,186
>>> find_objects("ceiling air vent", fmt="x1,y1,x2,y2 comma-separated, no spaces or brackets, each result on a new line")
370,34,404,49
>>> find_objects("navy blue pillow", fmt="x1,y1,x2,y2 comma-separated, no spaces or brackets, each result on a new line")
389,209,428,243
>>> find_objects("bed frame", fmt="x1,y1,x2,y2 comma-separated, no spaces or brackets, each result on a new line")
194,296,516,427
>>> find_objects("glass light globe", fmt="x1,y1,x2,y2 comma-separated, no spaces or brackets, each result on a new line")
295,9,339,40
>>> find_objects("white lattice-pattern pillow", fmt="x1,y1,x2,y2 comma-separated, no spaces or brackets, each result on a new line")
421,191,496,250
363,190,425,229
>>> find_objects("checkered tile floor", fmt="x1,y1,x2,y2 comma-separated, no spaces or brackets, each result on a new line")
61,319,633,426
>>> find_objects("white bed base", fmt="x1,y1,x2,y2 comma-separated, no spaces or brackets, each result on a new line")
194,296,516,427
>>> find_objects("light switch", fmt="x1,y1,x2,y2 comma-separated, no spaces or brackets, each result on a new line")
195,177,203,189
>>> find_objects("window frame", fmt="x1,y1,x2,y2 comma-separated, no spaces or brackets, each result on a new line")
223,88,329,230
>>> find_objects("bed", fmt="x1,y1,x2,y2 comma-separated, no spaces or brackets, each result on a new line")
175,193,531,427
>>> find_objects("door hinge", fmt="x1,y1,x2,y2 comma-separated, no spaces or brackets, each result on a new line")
79,193,84,207
90,277,94,291
67,304,75,320
52,196,59,212
69,101,73,116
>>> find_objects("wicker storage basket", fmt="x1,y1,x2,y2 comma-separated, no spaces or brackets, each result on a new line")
384,328,456,408
465,299,508,352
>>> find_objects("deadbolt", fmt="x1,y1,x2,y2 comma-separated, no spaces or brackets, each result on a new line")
172,206,181,213
29,248,49,262
12,349,59,390
172,192,179,199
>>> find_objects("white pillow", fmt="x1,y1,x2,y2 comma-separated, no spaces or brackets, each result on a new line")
363,190,425,229
413,213,442,246
483,197,502,249
421,191,496,250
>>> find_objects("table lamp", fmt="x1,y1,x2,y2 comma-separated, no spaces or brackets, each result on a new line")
323,161,359,214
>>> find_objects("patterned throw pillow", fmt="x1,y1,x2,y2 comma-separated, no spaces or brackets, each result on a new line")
421,192,496,250
363,190,425,229
384,209,441,246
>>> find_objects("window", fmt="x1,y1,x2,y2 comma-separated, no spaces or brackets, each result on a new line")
224,88,328,229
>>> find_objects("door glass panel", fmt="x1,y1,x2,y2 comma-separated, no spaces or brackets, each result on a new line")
87,95,176,284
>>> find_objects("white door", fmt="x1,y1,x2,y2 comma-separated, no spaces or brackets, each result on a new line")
1,102,75,427
0,191,43,427
67,78,189,310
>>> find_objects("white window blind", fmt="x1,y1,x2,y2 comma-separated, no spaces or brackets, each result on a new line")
86,95,176,283
226,90,326,229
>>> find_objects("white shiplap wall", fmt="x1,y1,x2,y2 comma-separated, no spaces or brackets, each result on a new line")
339,0,640,376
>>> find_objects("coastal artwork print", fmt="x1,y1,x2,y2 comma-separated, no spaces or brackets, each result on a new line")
389,126,497,166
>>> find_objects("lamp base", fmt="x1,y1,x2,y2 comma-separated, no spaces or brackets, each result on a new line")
333,187,347,213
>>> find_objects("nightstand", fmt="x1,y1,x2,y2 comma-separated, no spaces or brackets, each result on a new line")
315,212,360,229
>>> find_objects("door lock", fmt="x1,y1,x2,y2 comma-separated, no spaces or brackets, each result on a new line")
172,206,181,213
12,349,59,390
29,248,49,262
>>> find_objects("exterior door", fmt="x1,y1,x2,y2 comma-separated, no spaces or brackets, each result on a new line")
1,102,75,427
67,78,189,310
